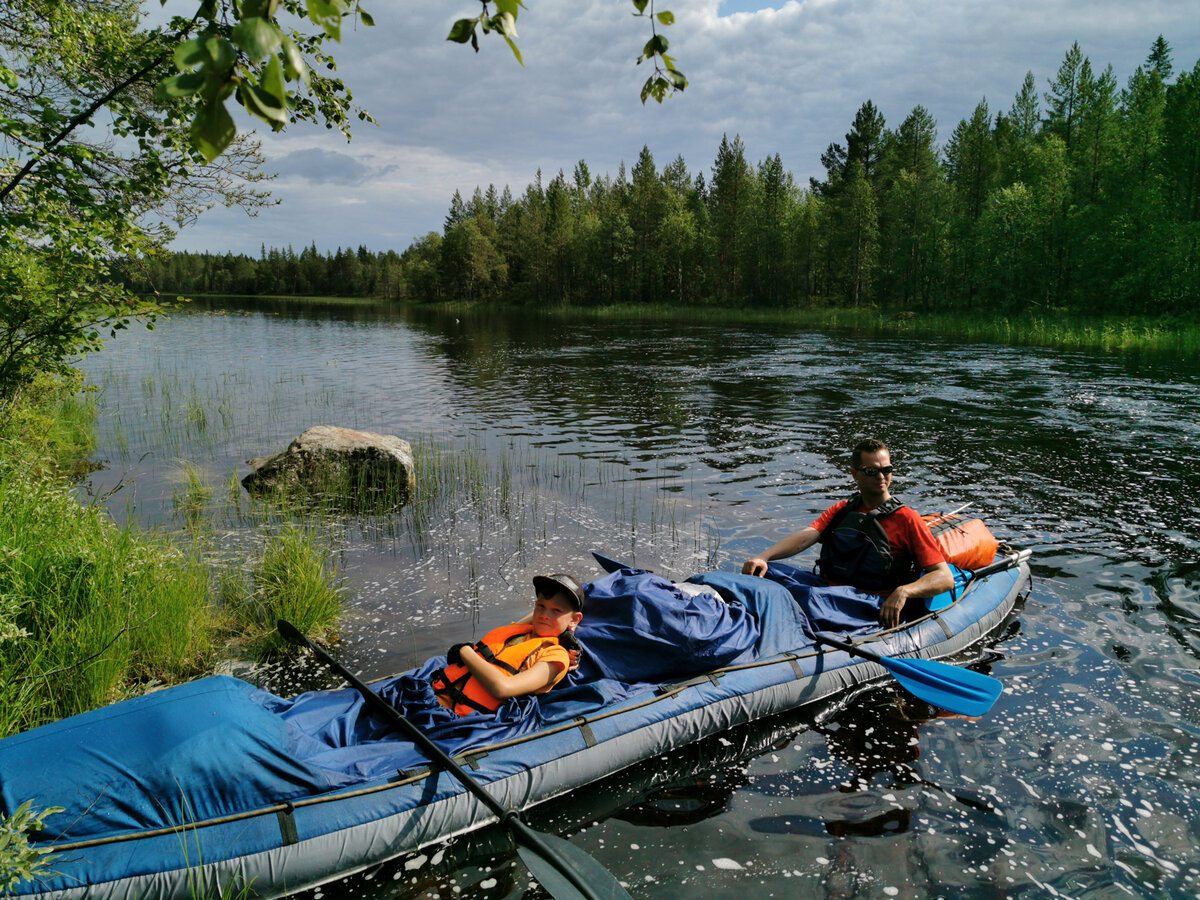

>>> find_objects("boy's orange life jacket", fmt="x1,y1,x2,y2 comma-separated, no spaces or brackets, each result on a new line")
430,624,563,716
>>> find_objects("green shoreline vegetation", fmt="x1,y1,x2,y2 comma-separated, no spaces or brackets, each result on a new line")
0,376,346,741
183,292,1200,356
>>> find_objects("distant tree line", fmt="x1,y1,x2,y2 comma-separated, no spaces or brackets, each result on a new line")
119,243,408,300
121,37,1199,316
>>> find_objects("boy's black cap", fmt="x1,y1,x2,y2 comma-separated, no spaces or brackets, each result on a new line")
533,573,585,611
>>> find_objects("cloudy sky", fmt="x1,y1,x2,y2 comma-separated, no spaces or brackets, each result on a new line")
166,0,1200,256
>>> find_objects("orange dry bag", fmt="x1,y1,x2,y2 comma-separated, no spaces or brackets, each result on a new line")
921,513,999,571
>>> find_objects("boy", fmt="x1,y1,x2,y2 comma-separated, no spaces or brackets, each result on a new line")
431,573,584,716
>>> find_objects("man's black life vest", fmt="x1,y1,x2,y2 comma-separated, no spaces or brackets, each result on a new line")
816,493,920,592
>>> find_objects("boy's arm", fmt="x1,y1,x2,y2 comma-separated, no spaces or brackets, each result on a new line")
457,647,566,700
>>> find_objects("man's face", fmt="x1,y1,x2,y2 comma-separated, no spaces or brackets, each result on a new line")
851,448,893,502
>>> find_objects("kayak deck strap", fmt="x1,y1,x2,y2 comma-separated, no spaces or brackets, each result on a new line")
931,613,954,639
276,803,299,846
655,672,721,695
575,718,598,748
462,751,487,770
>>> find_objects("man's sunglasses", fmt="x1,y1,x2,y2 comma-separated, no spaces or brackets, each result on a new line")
853,465,894,477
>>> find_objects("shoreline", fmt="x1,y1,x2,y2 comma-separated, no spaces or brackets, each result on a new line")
172,294,1200,356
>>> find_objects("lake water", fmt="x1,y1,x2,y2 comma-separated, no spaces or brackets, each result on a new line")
80,299,1200,900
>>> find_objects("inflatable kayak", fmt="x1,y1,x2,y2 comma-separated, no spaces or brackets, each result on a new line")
0,532,1030,900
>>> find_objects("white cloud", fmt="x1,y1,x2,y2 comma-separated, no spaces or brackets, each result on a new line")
169,0,1200,255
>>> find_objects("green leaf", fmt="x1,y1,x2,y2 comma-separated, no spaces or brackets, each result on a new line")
503,34,524,66
641,75,669,104
204,36,237,75
494,10,518,36
307,0,343,40
157,71,206,99
261,54,288,105
190,98,236,162
358,8,375,26
642,34,669,57
494,0,522,17
239,56,289,128
174,37,208,69
231,17,282,61
631,0,650,13
245,0,281,16
667,68,687,89
0,65,18,89
280,35,308,83
656,10,675,25
241,83,288,128
447,18,477,44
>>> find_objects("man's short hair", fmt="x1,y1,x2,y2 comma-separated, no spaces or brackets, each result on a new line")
851,438,889,467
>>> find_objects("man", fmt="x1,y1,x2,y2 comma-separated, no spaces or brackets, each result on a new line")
741,439,952,628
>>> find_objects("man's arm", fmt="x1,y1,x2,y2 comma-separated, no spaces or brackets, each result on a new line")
879,562,954,628
742,526,822,577
457,647,566,700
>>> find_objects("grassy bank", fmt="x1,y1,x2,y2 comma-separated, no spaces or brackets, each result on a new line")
409,299,1200,356
171,293,1200,356
0,375,344,739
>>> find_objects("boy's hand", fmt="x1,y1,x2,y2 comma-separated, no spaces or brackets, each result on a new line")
446,642,469,665
559,629,583,671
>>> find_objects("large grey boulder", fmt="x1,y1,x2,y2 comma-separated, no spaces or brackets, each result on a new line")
242,426,414,506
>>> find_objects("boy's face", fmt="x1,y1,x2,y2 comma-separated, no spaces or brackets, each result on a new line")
532,591,583,637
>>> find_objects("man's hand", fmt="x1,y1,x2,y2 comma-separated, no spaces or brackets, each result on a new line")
742,557,769,577
879,587,912,629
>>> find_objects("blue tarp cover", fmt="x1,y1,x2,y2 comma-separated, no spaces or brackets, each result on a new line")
0,569,794,841
0,677,343,841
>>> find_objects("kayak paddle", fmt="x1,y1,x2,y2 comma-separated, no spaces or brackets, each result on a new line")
588,550,1005,717
811,631,1003,717
276,620,631,900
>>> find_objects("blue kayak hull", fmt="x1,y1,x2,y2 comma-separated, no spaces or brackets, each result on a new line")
0,558,1029,899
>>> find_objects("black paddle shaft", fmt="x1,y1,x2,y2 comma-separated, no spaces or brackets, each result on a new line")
812,632,886,663
275,620,627,900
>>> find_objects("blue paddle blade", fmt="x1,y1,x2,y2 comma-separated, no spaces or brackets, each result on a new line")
877,654,1004,717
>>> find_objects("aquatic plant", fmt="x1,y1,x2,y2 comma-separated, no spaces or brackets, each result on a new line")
172,460,214,533
225,525,345,658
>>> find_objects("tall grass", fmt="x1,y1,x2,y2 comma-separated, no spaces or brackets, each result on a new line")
172,460,214,533
221,525,345,658
0,378,217,737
